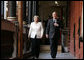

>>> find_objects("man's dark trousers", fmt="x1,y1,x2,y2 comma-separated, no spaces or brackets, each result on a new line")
49,34,58,58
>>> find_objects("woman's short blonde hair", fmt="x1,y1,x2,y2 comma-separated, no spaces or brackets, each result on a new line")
33,15,39,19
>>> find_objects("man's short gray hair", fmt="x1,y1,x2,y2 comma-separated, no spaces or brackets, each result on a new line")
52,11,57,15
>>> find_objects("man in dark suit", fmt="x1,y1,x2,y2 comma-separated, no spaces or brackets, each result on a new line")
46,11,63,58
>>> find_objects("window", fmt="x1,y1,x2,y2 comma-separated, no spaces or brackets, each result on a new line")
81,6,83,38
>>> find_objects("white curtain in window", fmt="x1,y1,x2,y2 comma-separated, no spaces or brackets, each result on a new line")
81,5,83,38
4,1,8,19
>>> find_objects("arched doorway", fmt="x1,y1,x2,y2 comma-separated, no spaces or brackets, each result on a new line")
38,1,68,45
37,1,69,53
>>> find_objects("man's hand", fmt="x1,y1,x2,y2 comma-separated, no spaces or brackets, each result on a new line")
54,23,59,27
28,37,30,41
46,34,49,38
41,36,43,38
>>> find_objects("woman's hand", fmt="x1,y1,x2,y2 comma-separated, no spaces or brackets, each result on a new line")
46,34,49,38
28,35,30,40
41,35,43,38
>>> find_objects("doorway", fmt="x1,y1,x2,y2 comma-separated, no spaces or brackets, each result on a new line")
38,1,68,45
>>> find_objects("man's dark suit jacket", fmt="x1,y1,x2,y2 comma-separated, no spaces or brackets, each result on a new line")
46,18,63,39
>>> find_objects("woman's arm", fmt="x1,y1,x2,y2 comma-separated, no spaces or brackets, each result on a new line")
40,22,44,38
28,23,32,38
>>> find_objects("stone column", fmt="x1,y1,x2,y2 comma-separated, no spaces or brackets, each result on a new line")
7,1,17,58
27,1,32,24
7,1,16,21
4,1,8,19
17,1,23,59
32,1,36,22
27,1,38,24
12,33,17,58
1,1,4,19
23,1,26,24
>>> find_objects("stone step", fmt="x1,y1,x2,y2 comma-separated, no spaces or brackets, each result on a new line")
40,45,62,53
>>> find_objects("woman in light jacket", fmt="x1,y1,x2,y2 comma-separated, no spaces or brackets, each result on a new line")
28,15,44,59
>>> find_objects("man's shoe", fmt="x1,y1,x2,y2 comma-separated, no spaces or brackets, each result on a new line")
52,57,56,59
51,56,56,59
36,56,39,59
31,57,35,59
34,57,38,59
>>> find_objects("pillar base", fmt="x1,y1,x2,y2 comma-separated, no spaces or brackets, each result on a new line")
7,17,16,21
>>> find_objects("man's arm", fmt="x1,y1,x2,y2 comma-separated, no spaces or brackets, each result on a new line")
60,20,64,29
46,20,50,38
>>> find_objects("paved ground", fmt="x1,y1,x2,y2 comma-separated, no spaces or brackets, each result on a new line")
28,52,76,59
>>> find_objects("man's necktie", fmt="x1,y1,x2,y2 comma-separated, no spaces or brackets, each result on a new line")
53,19,57,23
